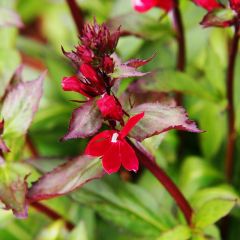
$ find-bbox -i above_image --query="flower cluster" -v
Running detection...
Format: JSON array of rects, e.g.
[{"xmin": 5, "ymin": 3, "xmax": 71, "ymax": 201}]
[
  {"xmin": 132, "ymin": 0, "xmax": 175, "ymax": 13},
  {"xmin": 192, "ymin": 0, "xmax": 240, "ymax": 27},
  {"xmin": 62, "ymin": 20, "xmax": 201, "ymax": 174}
]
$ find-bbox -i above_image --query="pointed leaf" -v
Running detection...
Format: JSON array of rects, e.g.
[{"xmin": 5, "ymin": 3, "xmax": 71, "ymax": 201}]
[
  {"xmin": 129, "ymin": 103, "xmax": 202, "ymax": 141},
  {"xmin": 193, "ymin": 198, "xmax": 237, "ymax": 228},
  {"xmin": 27, "ymin": 155, "xmax": 104, "ymax": 201},
  {"xmin": 1, "ymin": 71, "xmax": 45, "ymax": 138},
  {"xmin": 157, "ymin": 225, "xmax": 191, "ymax": 240},
  {"xmin": 125, "ymin": 54, "xmax": 155, "ymax": 68},
  {"xmin": 200, "ymin": 9, "xmax": 235, "ymax": 28},
  {"xmin": 62, "ymin": 100, "xmax": 102, "ymax": 140}
]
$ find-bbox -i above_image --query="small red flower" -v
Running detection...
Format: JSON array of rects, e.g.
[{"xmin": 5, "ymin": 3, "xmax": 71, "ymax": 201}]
[
  {"xmin": 132, "ymin": 0, "xmax": 174, "ymax": 13},
  {"xmin": 85, "ymin": 112, "xmax": 144, "ymax": 174},
  {"xmin": 62, "ymin": 63, "xmax": 106, "ymax": 98},
  {"xmin": 192, "ymin": 0, "xmax": 222, "ymax": 11},
  {"xmin": 97, "ymin": 94, "xmax": 123, "ymax": 122}
]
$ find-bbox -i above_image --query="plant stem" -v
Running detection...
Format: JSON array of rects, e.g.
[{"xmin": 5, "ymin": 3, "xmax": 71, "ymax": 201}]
[
  {"xmin": 129, "ymin": 141, "xmax": 193, "ymax": 225},
  {"xmin": 31, "ymin": 202, "xmax": 74, "ymax": 231},
  {"xmin": 172, "ymin": 0, "xmax": 186, "ymax": 105},
  {"xmin": 225, "ymin": 23, "xmax": 239, "ymax": 181},
  {"xmin": 66, "ymin": 0, "xmax": 84, "ymax": 35}
]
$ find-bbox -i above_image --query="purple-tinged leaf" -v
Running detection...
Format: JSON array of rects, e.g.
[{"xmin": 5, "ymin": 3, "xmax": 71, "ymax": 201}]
[
  {"xmin": 0, "ymin": 163, "xmax": 28, "ymax": 218},
  {"xmin": 27, "ymin": 155, "xmax": 104, "ymax": 201},
  {"xmin": 111, "ymin": 64, "xmax": 148, "ymax": 79},
  {"xmin": 200, "ymin": 9, "xmax": 235, "ymax": 28},
  {"xmin": 0, "ymin": 8, "xmax": 24, "ymax": 28},
  {"xmin": 62, "ymin": 100, "xmax": 102, "ymax": 140},
  {"xmin": 129, "ymin": 103, "xmax": 202, "ymax": 141},
  {"xmin": 0, "ymin": 138, "xmax": 9, "ymax": 153},
  {"xmin": 1, "ymin": 71, "xmax": 46, "ymax": 138},
  {"xmin": 125, "ymin": 54, "xmax": 155, "ymax": 68}
]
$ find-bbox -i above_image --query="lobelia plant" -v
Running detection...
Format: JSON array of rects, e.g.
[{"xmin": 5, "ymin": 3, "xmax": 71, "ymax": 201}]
[{"xmin": 27, "ymin": 20, "xmax": 202, "ymax": 231}]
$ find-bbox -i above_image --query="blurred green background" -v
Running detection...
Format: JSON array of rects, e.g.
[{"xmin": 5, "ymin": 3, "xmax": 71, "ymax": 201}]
[{"xmin": 1, "ymin": 0, "xmax": 240, "ymax": 239}]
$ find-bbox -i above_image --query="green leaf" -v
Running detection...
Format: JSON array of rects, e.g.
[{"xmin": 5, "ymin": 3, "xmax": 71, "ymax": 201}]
[
  {"xmin": 141, "ymin": 70, "xmax": 217, "ymax": 101},
  {"xmin": 0, "ymin": 49, "xmax": 20, "ymax": 99},
  {"xmin": 1, "ymin": 71, "xmax": 45, "ymax": 138},
  {"xmin": 0, "ymin": 163, "xmax": 30, "ymax": 218},
  {"xmin": 193, "ymin": 198, "xmax": 236, "ymax": 228},
  {"xmin": 27, "ymin": 156, "xmax": 104, "ymax": 201},
  {"xmin": 198, "ymin": 101, "xmax": 226, "ymax": 159},
  {"xmin": 157, "ymin": 225, "xmax": 191, "ymax": 240},
  {"xmin": 179, "ymin": 157, "xmax": 223, "ymax": 197},
  {"xmin": 71, "ymin": 178, "xmax": 169, "ymax": 237}
]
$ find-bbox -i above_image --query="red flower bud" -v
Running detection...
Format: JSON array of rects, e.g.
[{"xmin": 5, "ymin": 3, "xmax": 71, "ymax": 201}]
[
  {"xmin": 97, "ymin": 94, "xmax": 123, "ymax": 121},
  {"xmin": 230, "ymin": 0, "xmax": 240, "ymax": 12},
  {"xmin": 102, "ymin": 56, "xmax": 115, "ymax": 74}
]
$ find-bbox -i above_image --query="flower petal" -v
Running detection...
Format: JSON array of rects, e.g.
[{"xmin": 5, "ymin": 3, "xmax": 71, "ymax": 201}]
[
  {"xmin": 192, "ymin": 0, "xmax": 222, "ymax": 11},
  {"xmin": 85, "ymin": 130, "xmax": 116, "ymax": 156},
  {"xmin": 62, "ymin": 76, "xmax": 92, "ymax": 98},
  {"xmin": 102, "ymin": 142, "xmax": 122, "ymax": 174},
  {"xmin": 121, "ymin": 140, "xmax": 139, "ymax": 172},
  {"xmin": 132, "ymin": 0, "xmax": 156, "ymax": 13},
  {"xmin": 97, "ymin": 94, "xmax": 123, "ymax": 121},
  {"xmin": 120, "ymin": 112, "xmax": 144, "ymax": 139}
]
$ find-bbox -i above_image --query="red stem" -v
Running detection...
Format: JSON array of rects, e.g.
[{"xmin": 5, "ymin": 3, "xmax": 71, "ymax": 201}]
[
  {"xmin": 172, "ymin": 0, "xmax": 186, "ymax": 105},
  {"xmin": 66, "ymin": 0, "xmax": 84, "ymax": 35},
  {"xmin": 129, "ymin": 141, "xmax": 193, "ymax": 225},
  {"xmin": 31, "ymin": 202, "xmax": 74, "ymax": 231},
  {"xmin": 225, "ymin": 23, "xmax": 239, "ymax": 181}
]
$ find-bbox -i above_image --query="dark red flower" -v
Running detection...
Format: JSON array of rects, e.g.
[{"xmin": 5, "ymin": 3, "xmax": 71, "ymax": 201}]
[
  {"xmin": 132, "ymin": 0, "xmax": 174, "ymax": 13},
  {"xmin": 85, "ymin": 112, "xmax": 144, "ymax": 174},
  {"xmin": 97, "ymin": 94, "xmax": 123, "ymax": 122},
  {"xmin": 192, "ymin": 0, "xmax": 222, "ymax": 11}
]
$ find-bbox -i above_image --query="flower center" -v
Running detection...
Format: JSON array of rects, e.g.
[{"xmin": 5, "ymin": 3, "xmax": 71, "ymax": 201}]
[{"xmin": 111, "ymin": 133, "xmax": 119, "ymax": 143}]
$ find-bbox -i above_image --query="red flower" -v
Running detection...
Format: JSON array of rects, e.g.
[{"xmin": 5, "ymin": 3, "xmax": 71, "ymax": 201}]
[
  {"xmin": 85, "ymin": 112, "xmax": 144, "ymax": 174},
  {"xmin": 192, "ymin": 0, "xmax": 222, "ymax": 11},
  {"xmin": 97, "ymin": 94, "xmax": 124, "ymax": 122},
  {"xmin": 62, "ymin": 63, "xmax": 106, "ymax": 98},
  {"xmin": 132, "ymin": 0, "xmax": 174, "ymax": 13}
]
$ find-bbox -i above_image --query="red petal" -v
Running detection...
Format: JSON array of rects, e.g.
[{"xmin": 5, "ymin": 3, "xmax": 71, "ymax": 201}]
[
  {"xmin": 80, "ymin": 63, "xmax": 100, "ymax": 84},
  {"xmin": 156, "ymin": 0, "xmax": 174, "ymax": 12},
  {"xmin": 121, "ymin": 140, "xmax": 139, "ymax": 172},
  {"xmin": 97, "ymin": 94, "xmax": 123, "ymax": 121},
  {"xmin": 102, "ymin": 142, "xmax": 122, "ymax": 174},
  {"xmin": 62, "ymin": 76, "xmax": 91, "ymax": 98},
  {"xmin": 230, "ymin": 0, "xmax": 240, "ymax": 12},
  {"xmin": 85, "ymin": 130, "xmax": 116, "ymax": 156},
  {"xmin": 120, "ymin": 112, "xmax": 144, "ymax": 139},
  {"xmin": 192, "ymin": 0, "xmax": 222, "ymax": 11},
  {"xmin": 132, "ymin": 0, "xmax": 156, "ymax": 13}
]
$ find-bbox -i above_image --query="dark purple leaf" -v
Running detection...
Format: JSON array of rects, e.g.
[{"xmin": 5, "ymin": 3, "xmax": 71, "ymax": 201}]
[
  {"xmin": 125, "ymin": 54, "xmax": 156, "ymax": 68},
  {"xmin": 129, "ymin": 103, "xmax": 202, "ymax": 141},
  {"xmin": 27, "ymin": 155, "xmax": 104, "ymax": 201},
  {"xmin": 62, "ymin": 100, "xmax": 102, "ymax": 140}
]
